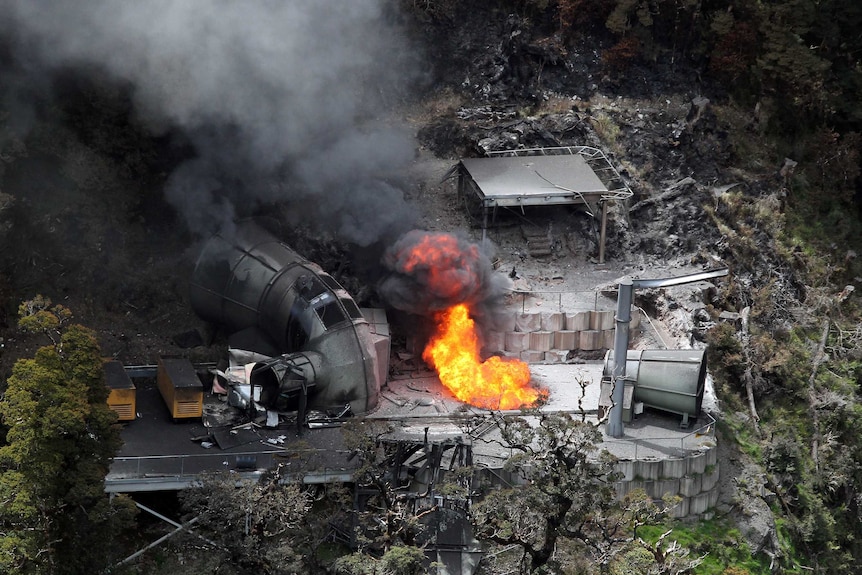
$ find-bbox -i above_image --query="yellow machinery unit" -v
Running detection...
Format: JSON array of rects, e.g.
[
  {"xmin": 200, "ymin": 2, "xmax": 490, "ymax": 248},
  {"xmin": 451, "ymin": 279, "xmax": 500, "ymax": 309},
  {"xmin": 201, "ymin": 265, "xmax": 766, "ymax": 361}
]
[
  {"xmin": 157, "ymin": 357, "xmax": 203, "ymax": 420},
  {"xmin": 104, "ymin": 360, "xmax": 137, "ymax": 422}
]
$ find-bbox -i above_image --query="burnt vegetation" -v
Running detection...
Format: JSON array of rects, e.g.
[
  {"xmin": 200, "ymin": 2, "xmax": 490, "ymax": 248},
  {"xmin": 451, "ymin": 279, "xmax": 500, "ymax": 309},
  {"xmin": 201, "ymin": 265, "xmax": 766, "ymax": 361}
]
[{"xmin": 0, "ymin": 0, "xmax": 862, "ymax": 573}]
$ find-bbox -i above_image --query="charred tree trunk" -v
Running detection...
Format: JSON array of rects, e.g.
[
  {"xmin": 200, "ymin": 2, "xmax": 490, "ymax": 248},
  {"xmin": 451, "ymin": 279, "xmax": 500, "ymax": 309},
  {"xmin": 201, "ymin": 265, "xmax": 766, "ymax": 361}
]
[
  {"xmin": 808, "ymin": 318, "xmax": 830, "ymax": 477},
  {"xmin": 527, "ymin": 496, "xmax": 573, "ymax": 572},
  {"xmin": 739, "ymin": 306, "xmax": 762, "ymax": 437}
]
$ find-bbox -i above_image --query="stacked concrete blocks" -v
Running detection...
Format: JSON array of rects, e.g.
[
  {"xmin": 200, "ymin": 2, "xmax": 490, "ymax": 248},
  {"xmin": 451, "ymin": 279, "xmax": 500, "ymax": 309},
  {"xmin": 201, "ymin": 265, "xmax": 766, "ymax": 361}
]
[
  {"xmin": 554, "ymin": 330, "xmax": 578, "ymax": 350},
  {"xmin": 488, "ymin": 307, "xmax": 643, "ymax": 364},
  {"xmin": 540, "ymin": 312, "xmax": 564, "ymax": 332},
  {"xmin": 503, "ymin": 332, "xmax": 530, "ymax": 353},
  {"xmin": 529, "ymin": 331, "xmax": 553, "ymax": 352},
  {"xmin": 613, "ymin": 444, "xmax": 719, "ymax": 518}
]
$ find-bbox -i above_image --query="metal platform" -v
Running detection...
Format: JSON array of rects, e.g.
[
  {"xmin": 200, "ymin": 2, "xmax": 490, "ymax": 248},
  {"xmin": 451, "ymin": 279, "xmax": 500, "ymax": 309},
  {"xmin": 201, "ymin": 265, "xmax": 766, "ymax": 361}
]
[
  {"xmin": 106, "ymin": 362, "xmax": 713, "ymax": 493},
  {"xmin": 106, "ymin": 375, "xmax": 357, "ymax": 493}
]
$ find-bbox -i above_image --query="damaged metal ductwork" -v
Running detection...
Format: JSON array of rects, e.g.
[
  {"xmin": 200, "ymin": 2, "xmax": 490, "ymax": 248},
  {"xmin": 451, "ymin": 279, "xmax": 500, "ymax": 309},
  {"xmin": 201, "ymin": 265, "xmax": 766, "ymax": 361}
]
[{"xmin": 189, "ymin": 221, "xmax": 385, "ymax": 414}]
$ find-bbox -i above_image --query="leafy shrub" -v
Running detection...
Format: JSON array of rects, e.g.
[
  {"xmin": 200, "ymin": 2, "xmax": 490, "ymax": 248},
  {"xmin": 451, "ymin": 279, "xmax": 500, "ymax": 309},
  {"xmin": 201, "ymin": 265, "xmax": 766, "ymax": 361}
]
[{"xmin": 602, "ymin": 35, "xmax": 641, "ymax": 72}]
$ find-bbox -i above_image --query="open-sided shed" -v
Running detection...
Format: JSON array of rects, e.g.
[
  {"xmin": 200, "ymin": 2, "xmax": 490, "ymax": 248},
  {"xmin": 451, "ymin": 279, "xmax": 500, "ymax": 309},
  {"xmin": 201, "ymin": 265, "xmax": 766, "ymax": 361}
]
[{"xmin": 456, "ymin": 146, "xmax": 633, "ymax": 262}]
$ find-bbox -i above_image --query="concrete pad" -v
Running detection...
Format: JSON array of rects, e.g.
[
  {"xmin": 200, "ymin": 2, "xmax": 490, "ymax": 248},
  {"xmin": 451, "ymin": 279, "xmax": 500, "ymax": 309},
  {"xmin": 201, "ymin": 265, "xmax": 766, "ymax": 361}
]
[{"xmin": 528, "ymin": 363, "xmax": 604, "ymax": 411}]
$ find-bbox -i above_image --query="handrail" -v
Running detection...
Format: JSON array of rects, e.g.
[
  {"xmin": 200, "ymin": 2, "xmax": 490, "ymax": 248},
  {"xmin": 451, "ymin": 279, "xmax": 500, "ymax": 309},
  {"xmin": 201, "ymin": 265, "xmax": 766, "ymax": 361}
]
[
  {"xmin": 504, "ymin": 287, "xmax": 615, "ymax": 313},
  {"xmin": 600, "ymin": 412, "xmax": 717, "ymax": 461},
  {"xmin": 485, "ymin": 145, "xmax": 634, "ymax": 203},
  {"xmin": 108, "ymin": 447, "xmax": 356, "ymax": 481}
]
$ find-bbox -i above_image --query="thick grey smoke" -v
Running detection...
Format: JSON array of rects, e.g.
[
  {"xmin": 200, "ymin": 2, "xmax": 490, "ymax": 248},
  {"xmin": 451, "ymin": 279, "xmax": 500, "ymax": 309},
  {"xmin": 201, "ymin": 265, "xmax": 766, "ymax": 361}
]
[
  {"xmin": 1, "ymin": 0, "xmax": 419, "ymax": 245},
  {"xmin": 379, "ymin": 230, "xmax": 512, "ymax": 330}
]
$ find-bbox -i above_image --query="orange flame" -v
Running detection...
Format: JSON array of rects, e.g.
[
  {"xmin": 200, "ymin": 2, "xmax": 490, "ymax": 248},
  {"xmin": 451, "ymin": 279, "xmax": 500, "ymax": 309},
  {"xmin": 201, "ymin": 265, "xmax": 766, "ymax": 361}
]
[
  {"xmin": 400, "ymin": 234, "xmax": 480, "ymax": 301},
  {"xmin": 423, "ymin": 303, "xmax": 542, "ymax": 410}
]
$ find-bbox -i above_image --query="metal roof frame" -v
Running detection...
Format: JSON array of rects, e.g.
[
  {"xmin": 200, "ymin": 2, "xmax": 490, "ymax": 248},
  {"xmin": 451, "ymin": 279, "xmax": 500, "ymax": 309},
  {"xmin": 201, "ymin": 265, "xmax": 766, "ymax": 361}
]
[
  {"xmin": 483, "ymin": 145, "xmax": 634, "ymax": 211},
  {"xmin": 457, "ymin": 146, "xmax": 633, "ymax": 263}
]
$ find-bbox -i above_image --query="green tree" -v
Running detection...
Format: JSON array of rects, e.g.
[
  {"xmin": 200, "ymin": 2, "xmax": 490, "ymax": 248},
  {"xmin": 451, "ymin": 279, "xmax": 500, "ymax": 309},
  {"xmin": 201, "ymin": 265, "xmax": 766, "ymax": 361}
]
[
  {"xmin": 331, "ymin": 545, "xmax": 427, "ymax": 575},
  {"xmin": 329, "ymin": 419, "xmax": 465, "ymax": 574},
  {"xmin": 468, "ymin": 412, "xmax": 700, "ymax": 574},
  {"xmin": 0, "ymin": 297, "xmax": 136, "ymax": 574},
  {"xmin": 339, "ymin": 420, "xmax": 437, "ymax": 553},
  {"xmin": 180, "ymin": 468, "xmax": 313, "ymax": 574},
  {"xmin": 469, "ymin": 412, "xmax": 618, "ymax": 572}
]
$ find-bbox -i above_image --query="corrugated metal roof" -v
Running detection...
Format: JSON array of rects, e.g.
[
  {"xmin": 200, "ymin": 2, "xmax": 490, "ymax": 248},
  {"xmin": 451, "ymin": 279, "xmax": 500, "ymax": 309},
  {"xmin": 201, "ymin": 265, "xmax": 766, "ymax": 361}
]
[{"xmin": 461, "ymin": 154, "xmax": 608, "ymax": 207}]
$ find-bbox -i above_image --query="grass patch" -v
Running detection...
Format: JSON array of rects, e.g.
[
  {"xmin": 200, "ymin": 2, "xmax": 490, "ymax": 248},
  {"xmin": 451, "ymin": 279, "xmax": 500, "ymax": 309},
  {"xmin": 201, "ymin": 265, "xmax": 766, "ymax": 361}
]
[
  {"xmin": 717, "ymin": 417, "xmax": 762, "ymax": 461},
  {"xmin": 638, "ymin": 518, "xmax": 772, "ymax": 575},
  {"xmin": 589, "ymin": 111, "xmax": 622, "ymax": 152}
]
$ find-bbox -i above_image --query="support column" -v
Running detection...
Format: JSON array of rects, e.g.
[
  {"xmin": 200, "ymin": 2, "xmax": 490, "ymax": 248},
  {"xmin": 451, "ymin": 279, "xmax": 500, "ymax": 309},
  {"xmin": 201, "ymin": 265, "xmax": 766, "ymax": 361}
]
[
  {"xmin": 482, "ymin": 203, "xmax": 489, "ymax": 244},
  {"xmin": 599, "ymin": 200, "xmax": 608, "ymax": 264},
  {"xmin": 607, "ymin": 277, "xmax": 632, "ymax": 438}
]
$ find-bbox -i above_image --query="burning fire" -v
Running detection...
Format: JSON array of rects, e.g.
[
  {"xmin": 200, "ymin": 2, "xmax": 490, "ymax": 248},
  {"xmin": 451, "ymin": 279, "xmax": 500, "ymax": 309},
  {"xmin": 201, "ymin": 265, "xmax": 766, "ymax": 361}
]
[
  {"xmin": 423, "ymin": 303, "xmax": 543, "ymax": 410},
  {"xmin": 382, "ymin": 229, "xmax": 544, "ymax": 410},
  {"xmin": 400, "ymin": 233, "xmax": 481, "ymax": 302}
]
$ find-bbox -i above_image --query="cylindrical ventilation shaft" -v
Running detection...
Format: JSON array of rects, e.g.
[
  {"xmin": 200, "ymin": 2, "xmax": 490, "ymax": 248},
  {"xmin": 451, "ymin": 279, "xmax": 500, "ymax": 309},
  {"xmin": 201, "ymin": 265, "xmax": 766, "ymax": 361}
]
[{"xmin": 189, "ymin": 221, "xmax": 382, "ymax": 413}]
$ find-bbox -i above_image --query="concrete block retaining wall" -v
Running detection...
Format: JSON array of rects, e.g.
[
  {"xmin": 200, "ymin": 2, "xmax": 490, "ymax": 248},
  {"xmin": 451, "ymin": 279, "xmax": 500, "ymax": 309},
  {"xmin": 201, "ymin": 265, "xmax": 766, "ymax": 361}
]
[
  {"xmin": 554, "ymin": 331, "xmax": 578, "ymax": 350},
  {"xmin": 520, "ymin": 350, "xmax": 545, "ymax": 363},
  {"xmin": 515, "ymin": 313, "xmax": 542, "ymax": 333},
  {"xmin": 613, "ymin": 444, "xmax": 719, "ymax": 518},
  {"xmin": 590, "ymin": 310, "xmax": 615, "ymax": 330},
  {"xmin": 503, "ymin": 332, "xmax": 530, "ymax": 353},
  {"xmin": 529, "ymin": 331, "xmax": 554, "ymax": 352},
  {"xmin": 486, "ymin": 308, "xmax": 643, "ymax": 363},
  {"xmin": 565, "ymin": 311, "xmax": 591, "ymax": 331},
  {"xmin": 541, "ymin": 312, "xmax": 564, "ymax": 332}
]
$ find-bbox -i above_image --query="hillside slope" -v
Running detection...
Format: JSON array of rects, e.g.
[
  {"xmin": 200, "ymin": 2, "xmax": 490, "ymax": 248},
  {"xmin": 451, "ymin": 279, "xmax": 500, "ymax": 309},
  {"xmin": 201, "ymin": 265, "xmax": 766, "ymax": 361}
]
[{"xmin": 1, "ymin": 1, "xmax": 860, "ymax": 572}]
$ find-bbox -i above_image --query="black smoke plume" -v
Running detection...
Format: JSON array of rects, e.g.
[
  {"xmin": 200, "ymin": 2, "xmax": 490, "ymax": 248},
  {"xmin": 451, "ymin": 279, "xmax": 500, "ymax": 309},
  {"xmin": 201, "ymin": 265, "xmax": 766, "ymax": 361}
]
[
  {"xmin": 378, "ymin": 230, "xmax": 512, "ymax": 332},
  {"xmin": 0, "ymin": 0, "xmax": 420, "ymax": 246}
]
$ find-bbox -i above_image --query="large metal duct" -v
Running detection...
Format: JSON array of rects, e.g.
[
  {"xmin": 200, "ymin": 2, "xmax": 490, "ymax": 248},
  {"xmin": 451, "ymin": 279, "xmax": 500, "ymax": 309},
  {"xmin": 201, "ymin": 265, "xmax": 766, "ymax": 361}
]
[
  {"xmin": 607, "ymin": 268, "xmax": 728, "ymax": 437},
  {"xmin": 189, "ymin": 221, "xmax": 382, "ymax": 413},
  {"xmin": 603, "ymin": 349, "xmax": 707, "ymax": 425}
]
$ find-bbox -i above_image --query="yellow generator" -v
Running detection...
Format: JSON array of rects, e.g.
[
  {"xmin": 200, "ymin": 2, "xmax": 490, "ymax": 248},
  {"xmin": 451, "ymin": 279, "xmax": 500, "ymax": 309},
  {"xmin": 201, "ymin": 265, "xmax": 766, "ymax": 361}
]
[
  {"xmin": 104, "ymin": 360, "xmax": 136, "ymax": 422},
  {"xmin": 157, "ymin": 357, "xmax": 203, "ymax": 420}
]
